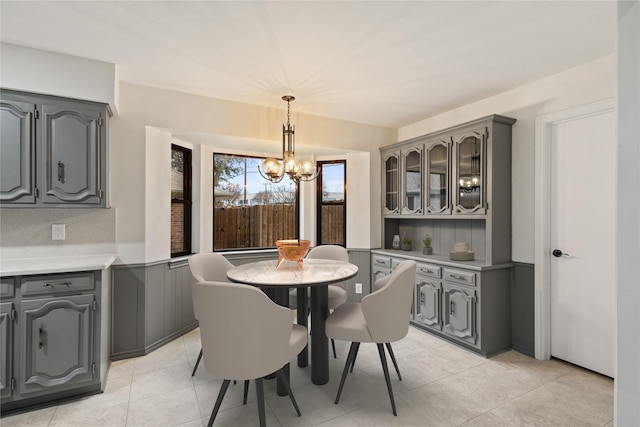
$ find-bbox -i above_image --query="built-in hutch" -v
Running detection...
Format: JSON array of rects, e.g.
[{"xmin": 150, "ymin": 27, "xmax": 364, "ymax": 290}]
[{"xmin": 375, "ymin": 114, "xmax": 516, "ymax": 357}]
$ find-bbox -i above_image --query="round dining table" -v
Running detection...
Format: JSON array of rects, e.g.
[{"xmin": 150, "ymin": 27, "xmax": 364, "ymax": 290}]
[{"xmin": 227, "ymin": 258, "xmax": 358, "ymax": 388}]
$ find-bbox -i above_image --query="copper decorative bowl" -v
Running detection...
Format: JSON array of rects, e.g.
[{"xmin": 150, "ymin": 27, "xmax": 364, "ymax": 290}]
[{"xmin": 275, "ymin": 239, "xmax": 311, "ymax": 269}]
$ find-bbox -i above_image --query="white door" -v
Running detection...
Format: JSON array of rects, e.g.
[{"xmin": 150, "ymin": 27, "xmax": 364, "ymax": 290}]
[{"xmin": 549, "ymin": 109, "xmax": 615, "ymax": 377}]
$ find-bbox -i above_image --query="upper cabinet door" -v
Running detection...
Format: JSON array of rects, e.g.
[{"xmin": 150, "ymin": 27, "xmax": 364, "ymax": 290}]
[
  {"xmin": 425, "ymin": 139, "xmax": 451, "ymax": 214},
  {"xmin": 382, "ymin": 151, "xmax": 400, "ymax": 215},
  {"xmin": 0, "ymin": 99, "xmax": 36, "ymax": 204},
  {"xmin": 40, "ymin": 103, "xmax": 103, "ymax": 205},
  {"xmin": 402, "ymin": 146, "xmax": 423, "ymax": 214},
  {"xmin": 454, "ymin": 129, "xmax": 487, "ymax": 214}
]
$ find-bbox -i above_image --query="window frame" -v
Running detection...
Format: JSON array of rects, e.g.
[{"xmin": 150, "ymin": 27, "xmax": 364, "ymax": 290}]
[
  {"xmin": 171, "ymin": 144, "xmax": 192, "ymax": 258},
  {"xmin": 316, "ymin": 160, "xmax": 346, "ymax": 247},
  {"xmin": 212, "ymin": 152, "xmax": 300, "ymax": 252}
]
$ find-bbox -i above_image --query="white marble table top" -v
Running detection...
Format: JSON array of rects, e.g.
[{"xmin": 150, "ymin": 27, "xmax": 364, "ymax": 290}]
[{"xmin": 227, "ymin": 258, "xmax": 358, "ymax": 288}]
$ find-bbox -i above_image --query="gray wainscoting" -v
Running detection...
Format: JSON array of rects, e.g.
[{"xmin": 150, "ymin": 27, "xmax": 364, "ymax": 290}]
[
  {"xmin": 344, "ymin": 248, "xmax": 372, "ymax": 303},
  {"xmin": 511, "ymin": 262, "xmax": 535, "ymax": 357},
  {"xmin": 111, "ymin": 249, "xmax": 371, "ymax": 360},
  {"xmin": 112, "ymin": 252, "xmax": 532, "ymax": 360},
  {"xmin": 111, "ymin": 261, "xmax": 197, "ymax": 360}
]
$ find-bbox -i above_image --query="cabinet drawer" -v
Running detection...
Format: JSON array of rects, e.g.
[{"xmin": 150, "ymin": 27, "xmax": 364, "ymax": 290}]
[
  {"xmin": 0, "ymin": 277, "xmax": 15, "ymax": 298},
  {"xmin": 21, "ymin": 272, "xmax": 94, "ymax": 297},
  {"xmin": 416, "ymin": 263, "xmax": 441, "ymax": 278},
  {"xmin": 443, "ymin": 268, "xmax": 476, "ymax": 286},
  {"xmin": 372, "ymin": 255, "xmax": 392, "ymax": 268}
]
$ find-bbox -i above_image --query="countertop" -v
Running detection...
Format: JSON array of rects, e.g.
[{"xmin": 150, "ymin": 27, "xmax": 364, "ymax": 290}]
[
  {"xmin": 0, "ymin": 254, "xmax": 118, "ymax": 276},
  {"xmin": 371, "ymin": 249, "xmax": 512, "ymax": 271}
]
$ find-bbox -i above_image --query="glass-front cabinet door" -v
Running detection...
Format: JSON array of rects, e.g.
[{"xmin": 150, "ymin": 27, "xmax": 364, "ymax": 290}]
[
  {"xmin": 402, "ymin": 146, "xmax": 422, "ymax": 214},
  {"xmin": 382, "ymin": 151, "xmax": 400, "ymax": 214},
  {"xmin": 425, "ymin": 139, "xmax": 451, "ymax": 214},
  {"xmin": 454, "ymin": 130, "xmax": 487, "ymax": 214}
]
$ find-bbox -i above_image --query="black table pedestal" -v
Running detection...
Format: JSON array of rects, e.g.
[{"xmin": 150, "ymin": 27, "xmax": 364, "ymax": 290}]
[{"xmin": 310, "ymin": 284, "xmax": 329, "ymax": 385}]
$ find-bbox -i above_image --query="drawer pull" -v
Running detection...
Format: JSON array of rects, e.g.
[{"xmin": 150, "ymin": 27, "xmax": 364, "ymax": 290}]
[
  {"xmin": 44, "ymin": 282, "xmax": 72, "ymax": 288},
  {"xmin": 57, "ymin": 161, "xmax": 65, "ymax": 183},
  {"xmin": 420, "ymin": 268, "xmax": 434, "ymax": 274},
  {"xmin": 39, "ymin": 326, "xmax": 45, "ymax": 349},
  {"xmin": 375, "ymin": 260, "xmax": 386, "ymax": 265},
  {"xmin": 450, "ymin": 274, "xmax": 467, "ymax": 281}
]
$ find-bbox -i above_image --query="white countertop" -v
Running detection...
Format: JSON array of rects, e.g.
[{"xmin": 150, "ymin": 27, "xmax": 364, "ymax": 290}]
[{"xmin": 0, "ymin": 254, "xmax": 118, "ymax": 276}]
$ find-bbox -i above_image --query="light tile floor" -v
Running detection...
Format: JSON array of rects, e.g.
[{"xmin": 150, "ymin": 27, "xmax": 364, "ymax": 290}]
[{"xmin": 1, "ymin": 327, "xmax": 614, "ymax": 426}]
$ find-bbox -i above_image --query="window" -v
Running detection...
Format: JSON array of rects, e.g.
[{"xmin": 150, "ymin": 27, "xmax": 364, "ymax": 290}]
[
  {"xmin": 171, "ymin": 144, "xmax": 192, "ymax": 257},
  {"xmin": 316, "ymin": 160, "xmax": 346, "ymax": 246},
  {"xmin": 213, "ymin": 153, "xmax": 298, "ymax": 251}
]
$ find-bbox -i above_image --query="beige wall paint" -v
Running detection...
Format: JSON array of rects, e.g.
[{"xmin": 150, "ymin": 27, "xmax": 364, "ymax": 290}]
[
  {"xmin": 398, "ymin": 54, "xmax": 615, "ymax": 263},
  {"xmin": 111, "ymin": 83, "xmax": 395, "ymax": 263}
]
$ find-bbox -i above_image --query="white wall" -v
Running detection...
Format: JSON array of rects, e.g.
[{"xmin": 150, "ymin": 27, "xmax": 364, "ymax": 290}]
[
  {"xmin": 0, "ymin": 43, "xmax": 119, "ymax": 113},
  {"xmin": 616, "ymin": 1, "xmax": 640, "ymax": 424},
  {"xmin": 398, "ymin": 55, "xmax": 615, "ymax": 263}
]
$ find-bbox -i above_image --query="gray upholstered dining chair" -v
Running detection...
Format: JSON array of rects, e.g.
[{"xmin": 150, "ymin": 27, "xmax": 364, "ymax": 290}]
[
  {"xmin": 325, "ymin": 259, "xmax": 416, "ymax": 416},
  {"xmin": 193, "ymin": 280, "xmax": 307, "ymax": 427},
  {"xmin": 289, "ymin": 245, "xmax": 349, "ymax": 358},
  {"xmin": 188, "ymin": 252, "xmax": 235, "ymax": 376}
]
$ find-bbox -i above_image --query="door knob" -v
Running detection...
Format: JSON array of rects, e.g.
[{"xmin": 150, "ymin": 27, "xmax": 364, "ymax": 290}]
[{"xmin": 552, "ymin": 249, "xmax": 570, "ymax": 258}]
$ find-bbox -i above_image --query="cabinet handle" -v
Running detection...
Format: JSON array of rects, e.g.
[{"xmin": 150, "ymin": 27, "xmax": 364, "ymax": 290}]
[
  {"xmin": 450, "ymin": 274, "xmax": 466, "ymax": 281},
  {"xmin": 44, "ymin": 282, "xmax": 72, "ymax": 288},
  {"xmin": 57, "ymin": 161, "xmax": 65, "ymax": 183},
  {"xmin": 450, "ymin": 300, "xmax": 455, "ymax": 315},
  {"xmin": 420, "ymin": 290, "xmax": 425, "ymax": 306},
  {"xmin": 39, "ymin": 326, "xmax": 45, "ymax": 349}
]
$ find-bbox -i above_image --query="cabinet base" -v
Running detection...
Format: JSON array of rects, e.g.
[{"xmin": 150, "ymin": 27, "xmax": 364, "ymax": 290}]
[
  {"xmin": 410, "ymin": 321, "xmax": 511, "ymax": 358},
  {"xmin": 1, "ymin": 383, "xmax": 102, "ymax": 416}
]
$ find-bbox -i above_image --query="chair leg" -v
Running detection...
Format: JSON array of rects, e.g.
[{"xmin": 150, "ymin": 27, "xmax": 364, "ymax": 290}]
[
  {"xmin": 385, "ymin": 343, "xmax": 402, "ymax": 381},
  {"xmin": 207, "ymin": 379, "xmax": 230, "ymax": 427},
  {"xmin": 377, "ymin": 343, "xmax": 397, "ymax": 416},
  {"xmin": 331, "ymin": 338, "xmax": 337, "ymax": 359},
  {"xmin": 349, "ymin": 342, "xmax": 360, "ymax": 373},
  {"xmin": 276, "ymin": 368, "xmax": 301, "ymax": 416},
  {"xmin": 192, "ymin": 348, "xmax": 203, "ymax": 376},
  {"xmin": 243, "ymin": 380, "xmax": 250, "ymax": 404},
  {"xmin": 335, "ymin": 342, "xmax": 359, "ymax": 404},
  {"xmin": 255, "ymin": 378, "xmax": 266, "ymax": 427}
]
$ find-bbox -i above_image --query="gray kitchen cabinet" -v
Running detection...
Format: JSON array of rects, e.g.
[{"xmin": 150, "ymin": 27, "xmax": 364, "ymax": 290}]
[
  {"xmin": 0, "ymin": 89, "xmax": 109, "ymax": 208},
  {"xmin": 415, "ymin": 262, "xmax": 443, "ymax": 330},
  {"xmin": 19, "ymin": 294, "xmax": 95, "ymax": 397},
  {"xmin": 0, "ymin": 271, "xmax": 102, "ymax": 413},
  {"xmin": 416, "ymin": 280, "xmax": 441, "ymax": 329},
  {"xmin": 382, "ymin": 150, "xmax": 400, "ymax": 215},
  {"xmin": 0, "ymin": 98, "xmax": 36, "ymax": 204},
  {"xmin": 401, "ymin": 144, "xmax": 423, "ymax": 215},
  {"xmin": 0, "ymin": 302, "xmax": 14, "ymax": 400},
  {"xmin": 442, "ymin": 281, "xmax": 477, "ymax": 345},
  {"xmin": 371, "ymin": 254, "xmax": 392, "ymax": 292},
  {"xmin": 425, "ymin": 137, "xmax": 451, "ymax": 214},
  {"xmin": 372, "ymin": 251, "xmax": 511, "ymax": 356},
  {"xmin": 453, "ymin": 127, "xmax": 486, "ymax": 214}
]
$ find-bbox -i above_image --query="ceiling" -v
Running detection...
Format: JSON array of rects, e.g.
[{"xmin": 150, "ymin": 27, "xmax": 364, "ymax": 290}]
[{"xmin": 0, "ymin": 1, "xmax": 616, "ymax": 129}]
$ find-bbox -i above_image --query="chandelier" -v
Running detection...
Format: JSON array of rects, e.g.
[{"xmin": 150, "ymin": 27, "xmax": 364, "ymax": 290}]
[
  {"xmin": 459, "ymin": 140, "xmax": 481, "ymax": 194},
  {"xmin": 258, "ymin": 95, "xmax": 318, "ymax": 183}
]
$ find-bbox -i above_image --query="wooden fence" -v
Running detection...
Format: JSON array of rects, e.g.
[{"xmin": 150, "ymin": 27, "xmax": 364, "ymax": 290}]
[{"xmin": 213, "ymin": 204, "xmax": 344, "ymax": 249}]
